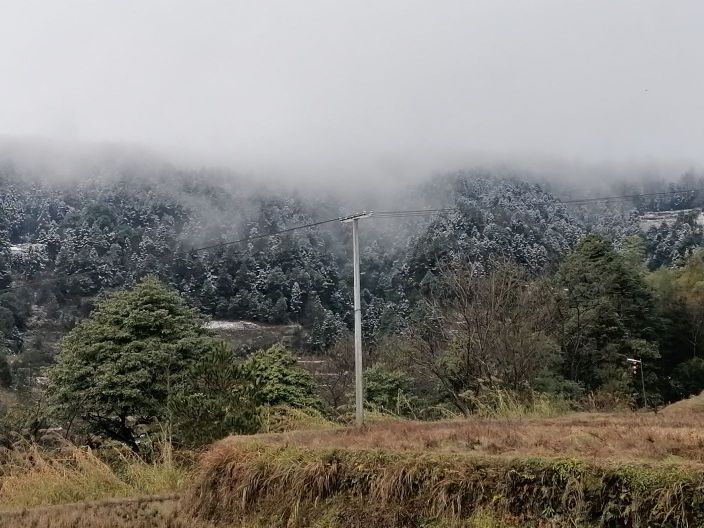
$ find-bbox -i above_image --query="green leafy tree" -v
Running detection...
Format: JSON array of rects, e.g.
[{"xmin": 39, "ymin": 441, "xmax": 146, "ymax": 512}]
[
  {"xmin": 557, "ymin": 235, "xmax": 661, "ymax": 399},
  {"xmin": 169, "ymin": 341, "xmax": 260, "ymax": 447},
  {"xmin": 670, "ymin": 358, "xmax": 704, "ymax": 398},
  {"xmin": 245, "ymin": 344, "xmax": 321, "ymax": 408},
  {"xmin": 649, "ymin": 250, "xmax": 704, "ymax": 399},
  {"xmin": 47, "ymin": 276, "xmax": 215, "ymax": 450},
  {"xmin": 652, "ymin": 251, "xmax": 704, "ymax": 357},
  {"xmin": 620, "ymin": 235, "xmax": 648, "ymax": 274},
  {"xmin": 364, "ymin": 363, "xmax": 416, "ymax": 415}
]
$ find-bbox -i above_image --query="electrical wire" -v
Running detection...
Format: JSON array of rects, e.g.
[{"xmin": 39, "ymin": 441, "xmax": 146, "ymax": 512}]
[
  {"xmin": 2, "ymin": 186, "xmax": 703, "ymax": 294},
  {"xmin": 561, "ymin": 188, "xmax": 704, "ymax": 205},
  {"xmin": 0, "ymin": 216, "xmax": 343, "ymax": 294},
  {"xmin": 191, "ymin": 217, "xmax": 341, "ymax": 253},
  {"xmin": 372, "ymin": 188, "xmax": 704, "ymax": 218}
]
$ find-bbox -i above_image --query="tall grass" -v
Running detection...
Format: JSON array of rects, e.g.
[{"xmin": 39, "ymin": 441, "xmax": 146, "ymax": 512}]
[
  {"xmin": 185, "ymin": 442, "xmax": 704, "ymax": 528},
  {"xmin": 259, "ymin": 404, "xmax": 335, "ymax": 433},
  {"xmin": 0, "ymin": 499, "xmax": 518, "ymax": 528},
  {"xmin": 462, "ymin": 388, "xmax": 571, "ymax": 419},
  {"xmin": 0, "ymin": 440, "xmax": 189, "ymax": 511}
]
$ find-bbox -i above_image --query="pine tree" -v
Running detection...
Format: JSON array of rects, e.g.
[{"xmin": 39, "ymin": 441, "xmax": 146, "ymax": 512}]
[
  {"xmin": 170, "ymin": 341, "xmax": 259, "ymax": 446},
  {"xmin": 290, "ymin": 281, "xmax": 303, "ymax": 319},
  {"xmin": 47, "ymin": 276, "xmax": 216, "ymax": 450}
]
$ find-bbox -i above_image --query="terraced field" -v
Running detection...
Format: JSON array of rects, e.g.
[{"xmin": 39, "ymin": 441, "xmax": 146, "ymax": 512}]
[{"xmin": 4, "ymin": 402, "xmax": 704, "ymax": 527}]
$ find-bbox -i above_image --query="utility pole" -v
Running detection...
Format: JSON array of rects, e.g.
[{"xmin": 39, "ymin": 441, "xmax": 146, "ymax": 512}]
[
  {"xmin": 627, "ymin": 357, "xmax": 647, "ymax": 408},
  {"xmin": 341, "ymin": 212, "xmax": 373, "ymax": 427}
]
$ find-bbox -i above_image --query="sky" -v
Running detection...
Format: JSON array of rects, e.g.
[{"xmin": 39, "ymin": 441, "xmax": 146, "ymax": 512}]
[{"xmin": 0, "ymin": 1, "xmax": 702, "ymax": 181}]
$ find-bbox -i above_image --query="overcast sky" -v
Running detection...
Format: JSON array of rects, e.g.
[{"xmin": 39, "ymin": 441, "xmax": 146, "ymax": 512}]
[{"xmin": 0, "ymin": 1, "xmax": 702, "ymax": 180}]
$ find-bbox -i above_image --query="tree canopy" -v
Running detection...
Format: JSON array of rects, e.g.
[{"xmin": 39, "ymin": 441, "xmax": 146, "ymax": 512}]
[
  {"xmin": 48, "ymin": 276, "xmax": 215, "ymax": 449},
  {"xmin": 556, "ymin": 235, "xmax": 661, "ymax": 402}
]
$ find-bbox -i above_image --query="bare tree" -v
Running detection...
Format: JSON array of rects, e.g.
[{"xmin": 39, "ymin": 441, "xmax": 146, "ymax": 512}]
[
  {"xmin": 315, "ymin": 339, "xmax": 356, "ymax": 414},
  {"xmin": 408, "ymin": 261, "xmax": 558, "ymax": 414}
]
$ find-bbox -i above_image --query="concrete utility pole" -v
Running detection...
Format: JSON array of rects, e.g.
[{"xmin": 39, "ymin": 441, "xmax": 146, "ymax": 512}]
[{"xmin": 341, "ymin": 212, "xmax": 373, "ymax": 427}]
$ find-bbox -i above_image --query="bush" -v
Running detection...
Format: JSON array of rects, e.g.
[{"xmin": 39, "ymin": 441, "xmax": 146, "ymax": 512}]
[
  {"xmin": 170, "ymin": 341, "xmax": 260, "ymax": 447},
  {"xmin": 245, "ymin": 344, "xmax": 321, "ymax": 409},
  {"xmin": 364, "ymin": 363, "xmax": 418, "ymax": 416},
  {"xmin": 670, "ymin": 357, "xmax": 704, "ymax": 399},
  {"xmin": 460, "ymin": 388, "xmax": 570, "ymax": 419},
  {"xmin": 259, "ymin": 405, "xmax": 334, "ymax": 433}
]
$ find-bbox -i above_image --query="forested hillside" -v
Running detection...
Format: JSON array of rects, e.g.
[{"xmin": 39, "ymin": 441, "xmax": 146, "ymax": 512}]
[{"xmin": 2, "ymin": 156, "xmax": 704, "ymax": 408}]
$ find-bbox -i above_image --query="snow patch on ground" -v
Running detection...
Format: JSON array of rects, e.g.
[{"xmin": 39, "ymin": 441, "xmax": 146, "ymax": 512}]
[{"xmin": 204, "ymin": 320, "xmax": 261, "ymax": 330}]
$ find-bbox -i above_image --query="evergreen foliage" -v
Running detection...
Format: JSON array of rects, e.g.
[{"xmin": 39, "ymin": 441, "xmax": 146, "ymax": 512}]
[
  {"xmin": 364, "ymin": 363, "xmax": 416, "ymax": 415},
  {"xmin": 0, "ymin": 351, "xmax": 12, "ymax": 387},
  {"xmin": 244, "ymin": 344, "xmax": 321, "ymax": 409},
  {"xmin": 556, "ymin": 235, "xmax": 661, "ymax": 401},
  {"xmin": 47, "ymin": 277, "xmax": 215, "ymax": 449},
  {"xmin": 169, "ymin": 341, "xmax": 260, "ymax": 447},
  {"xmin": 3, "ymin": 167, "xmax": 704, "ymax": 422}
]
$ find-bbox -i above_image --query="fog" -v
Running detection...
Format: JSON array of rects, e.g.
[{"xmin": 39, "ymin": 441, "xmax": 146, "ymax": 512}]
[{"xmin": 1, "ymin": 1, "xmax": 703, "ymax": 183}]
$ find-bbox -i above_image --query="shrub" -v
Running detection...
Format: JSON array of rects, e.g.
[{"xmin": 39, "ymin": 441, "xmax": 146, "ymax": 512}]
[{"xmin": 245, "ymin": 344, "xmax": 321, "ymax": 409}]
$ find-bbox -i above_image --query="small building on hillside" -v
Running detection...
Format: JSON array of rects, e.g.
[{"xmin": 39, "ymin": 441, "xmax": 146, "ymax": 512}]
[{"xmin": 637, "ymin": 209, "xmax": 704, "ymax": 231}]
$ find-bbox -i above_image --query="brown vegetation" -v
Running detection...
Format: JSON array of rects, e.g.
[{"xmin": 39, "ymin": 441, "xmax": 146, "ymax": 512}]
[
  {"xmin": 660, "ymin": 391, "xmax": 704, "ymax": 416},
  {"xmin": 0, "ymin": 495, "xmax": 513, "ymax": 528},
  {"xmin": 409, "ymin": 263, "xmax": 559, "ymax": 415},
  {"xmin": 0, "ymin": 440, "xmax": 188, "ymax": 512},
  {"xmin": 5, "ymin": 407, "xmax": 704, "ymax": 527},
  {"xmin": 229, "ymin": 411, "xmax": 704, "ymax": 465},
  {"xmin": 185, "ymin": 441, "xmax": 704, "ymax": 528},
  {"xmin": 0, "ymin": 496, "xmax": 198, "ymax": 528},
  {"xmin": 181, "ymin": 406, "xmax": 704, "ymax": 527}
]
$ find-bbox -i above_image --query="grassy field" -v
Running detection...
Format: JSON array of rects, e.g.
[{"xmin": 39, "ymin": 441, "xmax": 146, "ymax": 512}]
[
  {"xmin": 244, "ymin": 411, "xmax": 704, "ymax": 465},
  {"xmin": 3, "ymin": 399, "xmax": 704, "ymax": 527}
]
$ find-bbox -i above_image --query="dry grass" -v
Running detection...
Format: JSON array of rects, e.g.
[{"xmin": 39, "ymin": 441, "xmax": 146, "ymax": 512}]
[
  {"xmin": 0, "ymin": 441, "xmax": 189, "ymax": 511},
  {"xmin": 0, "ymin": 496, "xmax": 193, "ymax": 528},
  {"xmin": 661, "ymin": 390, "xmax": 704, "ymax": 416},
  {"xmin": 185, "ymin": 441, "xmax": 704, "ymax": 528},
  {"xmin": 243, "ymin": 411, "xmax": 704, "ymax": 465},
  {"xmin": 259, "ymin": 404, "xmax": 336, "ymax": 433},
  {"xmin": 461, "ymin": 389, "xmax": 572, "ymax": 419},
  {"xmin": 182, "ymin": 409, "xmax": 704, "ymax": 527},
  {"xmin": 0, "ymin": 496, "xmax": 516, "ymax": 528},
  {"xmin": 7, "ymin": 407, "xmax": 704, "ymax": 527}
]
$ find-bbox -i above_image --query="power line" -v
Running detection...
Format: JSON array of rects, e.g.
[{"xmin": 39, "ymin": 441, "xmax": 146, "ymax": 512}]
[
  {"xmin": 0, "ymin": 216, "xmax": 343, "ymax": 294},
  {"xmin": 374, "ymin": 208, "xmax": 456, "ymax": 218},
  {"xmin": 2, "ymin": 186, "xmax": 703, "ymax": 294},
  {"xmin": 373, "ymin": 188, "xmax": 704, "ymax": 217},
  {"xmin": 561, "ymin": 188, "xmax": 704, "ymax": 205},
  {"xmin": 191, "ymin": 217, "xmax": 341, "ymax": 253}
]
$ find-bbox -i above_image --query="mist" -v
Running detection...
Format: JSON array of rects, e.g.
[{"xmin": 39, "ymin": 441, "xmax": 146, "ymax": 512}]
[{"xmin": 1, "ymin": 1, "xmax": 703, "ymax": 185}]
